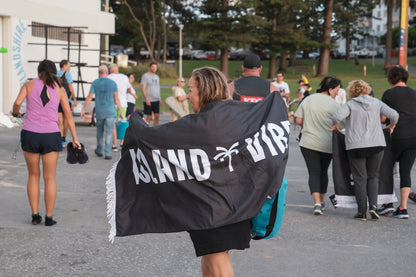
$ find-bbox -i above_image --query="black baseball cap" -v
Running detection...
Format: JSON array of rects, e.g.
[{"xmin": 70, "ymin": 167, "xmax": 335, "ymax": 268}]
[{"xmin": 243, "ymin": 54, "xmax": 261, "ymax": 69}]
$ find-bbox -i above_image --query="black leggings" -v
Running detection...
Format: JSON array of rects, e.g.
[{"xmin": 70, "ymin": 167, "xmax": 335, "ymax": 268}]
[
  {"xmin": 392, "ymin": 138, "xmax": 416, "ymax": 188},
  {"xmin": 300, "ymin": 147, "xmax": 332, "ymax": 194}
]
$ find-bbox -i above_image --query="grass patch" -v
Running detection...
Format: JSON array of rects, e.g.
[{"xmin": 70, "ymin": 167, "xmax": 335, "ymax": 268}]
[{"xmin": 134, "ymin": 87, "xmax": 190, "ymax": 115}]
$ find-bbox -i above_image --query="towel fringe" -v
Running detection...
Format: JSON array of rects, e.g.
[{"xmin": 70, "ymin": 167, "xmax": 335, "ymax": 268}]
[{"xmin": 106, "ymin": 159, "xmax": 119, "ymax": 243}]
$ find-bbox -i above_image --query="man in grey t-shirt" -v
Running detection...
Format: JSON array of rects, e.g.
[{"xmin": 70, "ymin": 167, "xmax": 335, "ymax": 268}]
[{"xmin": 141, "ymin": 62, "xmax": 161, "ymax": 126}]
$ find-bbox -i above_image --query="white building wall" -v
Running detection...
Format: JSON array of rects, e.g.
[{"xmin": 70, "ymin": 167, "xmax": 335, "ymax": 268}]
[
  {"xmin": 372, "ymin": 4, "xmax": 387, "ymax": 37},
  {"xmin": 0, "ymin": 0, "xmax": 115, "ymax": 114},
  {"xmin": 0, "ymin": 17, "xmax": 3, "ymax": 113}
]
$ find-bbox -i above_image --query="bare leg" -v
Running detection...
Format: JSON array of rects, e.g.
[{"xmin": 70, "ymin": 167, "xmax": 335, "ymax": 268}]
[
  {"xmin": 153, "ymin": 113, "xmax": 160, "ymax": 126},
  {"xmin": 146, "ymin": 115, "xmax": 153, "ymax": 125},
  {"xmin": 320, "ymin": 193, "xmax": 326, "ymax": 204},
  {"xmin": 112, "ymin": 123, "xmax": 117, "ymax": 147},
  {"xmin": 23, "ymin": 151, "xmax": 41, "ymax": 214},
  {"xmin": 41, "ymin": 151, "xmax": 59, "ymax": 217},
  {"xmin": 400, "ymin": 187, "xmax": 411, "ymax": 209},
  {"xmin": 312, "ymin": 192, "xmax": 321, "ymax": 205},
  {"xmin": 201, "ymin": 251, "xmax": 233, "ymax": 277}
]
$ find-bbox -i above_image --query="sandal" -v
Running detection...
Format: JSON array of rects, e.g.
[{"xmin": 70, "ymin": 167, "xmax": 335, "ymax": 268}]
[{"xmin": 409, "ymin": 192, "xmax": 416, "ymax": 203}]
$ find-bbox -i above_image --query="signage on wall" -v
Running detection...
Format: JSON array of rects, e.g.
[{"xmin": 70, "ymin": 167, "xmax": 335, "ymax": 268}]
[{"xmin": 12, "ymin": 18, "xmax": 27, "ymax": 87}]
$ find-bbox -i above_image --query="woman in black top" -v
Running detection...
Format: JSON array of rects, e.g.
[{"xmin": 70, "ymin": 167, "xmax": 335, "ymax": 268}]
[{"xmin": 378, "ymin": 66, "xmax": 416, "ymax": 219}]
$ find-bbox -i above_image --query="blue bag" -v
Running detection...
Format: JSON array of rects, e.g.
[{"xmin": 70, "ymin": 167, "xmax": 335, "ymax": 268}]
[{"xmin": 251, "ymin": 177, "xmax": 287, "ymax": 240}]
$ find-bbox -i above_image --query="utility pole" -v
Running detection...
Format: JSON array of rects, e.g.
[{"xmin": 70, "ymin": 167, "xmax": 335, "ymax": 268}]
[
  {"xmin": 399, "ymin": 0, "xmax": 409, "ymax": 68},
  {"xmin": 372, "ymin": 30, "xmax": 375, "ymax": 67},
  {"xmin": 179, "ymin": 24, "xmax": 184, "ymax": 79}
]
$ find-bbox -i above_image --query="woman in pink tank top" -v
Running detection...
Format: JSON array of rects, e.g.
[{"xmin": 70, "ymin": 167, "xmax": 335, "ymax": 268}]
[{"xmin": 12, "ymin": 60, "xmax": 81, "ymax": 226}]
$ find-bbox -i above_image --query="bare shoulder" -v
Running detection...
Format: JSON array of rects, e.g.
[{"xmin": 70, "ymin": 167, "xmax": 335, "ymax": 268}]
[{"xmin": 24, "ymin": 79, "xmax": 36, "ymax": 91}]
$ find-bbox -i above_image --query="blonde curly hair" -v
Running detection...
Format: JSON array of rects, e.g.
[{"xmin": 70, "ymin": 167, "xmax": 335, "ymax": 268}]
[{"xmin": 347, "ymin": 80, "xmax": 371, "ymax": 99}]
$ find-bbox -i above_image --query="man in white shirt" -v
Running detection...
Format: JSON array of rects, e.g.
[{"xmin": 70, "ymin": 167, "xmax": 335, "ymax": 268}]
[
  {"xmin": 108, "ymin": 64, "xmax": 131, "ymax": 151},
  {"xmin": 272, "ymin": 71, "xmax": 290, "ymax": 105}
]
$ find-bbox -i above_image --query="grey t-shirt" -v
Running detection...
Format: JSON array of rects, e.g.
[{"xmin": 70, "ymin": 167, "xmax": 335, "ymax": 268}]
[
  {"xmin": 141, "ymin": 72, "xmax": 161, "ymax": 102},
  {"xmin": 295, "ymin": 93, "xmax": 340, "ymax": 153}
]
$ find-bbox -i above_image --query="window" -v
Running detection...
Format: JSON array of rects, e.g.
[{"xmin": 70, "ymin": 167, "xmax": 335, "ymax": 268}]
[{"xmin": 31, "ymin": 22, "xmax": 83, "ymax": 43}]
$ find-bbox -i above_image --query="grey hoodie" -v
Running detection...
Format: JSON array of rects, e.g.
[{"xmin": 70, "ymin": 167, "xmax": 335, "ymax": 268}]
[{"xmin": 332, "ymin": 95, "xmax": 399, "ymax": 150}]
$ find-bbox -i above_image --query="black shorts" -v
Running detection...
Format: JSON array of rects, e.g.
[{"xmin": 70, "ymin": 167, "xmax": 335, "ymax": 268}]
[
  {"xmin": 143, "ymin": 101, "xmax": 160, "ymax": 115},
  {"xmin": 58, "ymin": 102, "xmax": 72, "ymax": 113},
  {"xmin": 126, "ymin": 102, "xmax": 135, "ymax": 117},
  {"xmin": 188, "ymin": 219, "xmax": 251, "ymax": 257},
  {"xmin": 21, "ymin": 130, "xmax": 63, "ymax": 155}
]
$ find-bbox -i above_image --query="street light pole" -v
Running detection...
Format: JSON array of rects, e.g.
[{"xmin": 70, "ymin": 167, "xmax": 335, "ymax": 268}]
[
  {"xmin": 179, "ymin": 24, "xmax": 184, "ymax": 79},
  {"xmin": 372, "ymin": 30, "xmax": 375, "ymax": 67}
]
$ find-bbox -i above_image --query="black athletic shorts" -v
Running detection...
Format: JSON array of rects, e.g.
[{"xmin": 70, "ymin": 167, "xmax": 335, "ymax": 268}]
[
  {"xmin": 143, "ymin": 101, "xmax": 160, "ymax": 115},
  {"xmin": 21, "ymin": 130, "xmax": 63, "ymax": 155},
  {"xmin": 58, "ymin": 102, "xmax": 72, "ymax": 113},
  {"xmin": 126, "ymin": 102, "xmax": 135, "ymax": 117},
  {"xmin": 188, "ymin": 219, "xmax": 251, "ymax": 257}
]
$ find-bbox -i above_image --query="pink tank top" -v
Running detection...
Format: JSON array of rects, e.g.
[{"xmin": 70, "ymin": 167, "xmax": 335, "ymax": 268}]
[{"xmin": 23, "ymin": 78, "xmax": 60, "ymax": 133}]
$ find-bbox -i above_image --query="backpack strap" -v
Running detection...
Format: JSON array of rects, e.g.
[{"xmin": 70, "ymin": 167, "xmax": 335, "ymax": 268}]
[{"xmin": 251, "ymin": 191, "xmax": 279, "ymax": 240}]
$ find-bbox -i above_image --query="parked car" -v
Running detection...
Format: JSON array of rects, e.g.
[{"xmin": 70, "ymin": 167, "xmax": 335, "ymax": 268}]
[
  {"xmin": 182, "ymin": 47, "xmax": 193, "ymax": 59},
  {"xmin": 376, "ymin": 46, "xmax": 385, "ymax": 58},
  {"xmin": 254, "ymin": 49, "xmax": 270, "ymax": 60},
  {"xmin": 191, "ymin": 50, "xmax": 207, "ymax": 60},
  {"xmin": 357, "ymin": 48, "xmax": 376, "ymax": 58},
  {"xmin": 329, "ymin": 49, "xmax": 345, "ymax": 59},
  {"xmin": 309, "ymin": 52, "xmax": 320, "ymax": 59},
  {"xmin": 205, "ymin": 51, "xmax": 216, "ymax": 61},
  {"xmin": 229, "ymin": 48, "xmax": 250, "ymax": 60},
  {"xmin": 140, "ymin": 48, "xmax": 150, "ymax": 59}
]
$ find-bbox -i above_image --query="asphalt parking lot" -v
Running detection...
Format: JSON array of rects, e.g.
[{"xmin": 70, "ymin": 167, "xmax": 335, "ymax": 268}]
[{"xmin": 1, "ymin": 115, "xmax": 415, "ymax": 276}]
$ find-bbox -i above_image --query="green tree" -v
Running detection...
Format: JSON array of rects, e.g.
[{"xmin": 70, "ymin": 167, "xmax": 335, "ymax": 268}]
[
  {"xmin": 380, "ymin": 26, "xmax": 416, "ymax": 49},
  {"xmin": 121, "ymin": 0, "xmax": 159, "ymax": 61},
  {"xmin": 333, "ymin": 0, "xmax": 378, "ymax": 61},
  {"xmin": 318, "ymin": 0, "xmax": 334, "ymax": 76},
  {"xmin": 195, "ymin": 0, "xmax": 254, "ymax": 76},
  {"xmin": 251, "ymin": 0, "xmax": 320, "ymax": 77},
  {"xmin": 113, "ymin": 0, "xmax": 185, "ymax": 62}
]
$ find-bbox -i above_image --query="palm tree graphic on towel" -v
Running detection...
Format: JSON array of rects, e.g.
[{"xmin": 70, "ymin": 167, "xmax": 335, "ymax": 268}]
[{"xmin": 214, "ymin": 142, "xmax": 239, "ymax": 172}]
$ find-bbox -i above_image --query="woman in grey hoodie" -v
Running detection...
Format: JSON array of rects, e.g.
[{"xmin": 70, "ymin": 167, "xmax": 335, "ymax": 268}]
[{"xmin": 331, "ymin": 80, "xmax": 398, "ymax": 221}]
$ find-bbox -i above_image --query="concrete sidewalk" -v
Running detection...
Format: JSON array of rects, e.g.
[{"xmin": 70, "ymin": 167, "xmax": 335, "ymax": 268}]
[{"xmin": 1, "ymin": 116, "xmax": 415, "ymax": 276}]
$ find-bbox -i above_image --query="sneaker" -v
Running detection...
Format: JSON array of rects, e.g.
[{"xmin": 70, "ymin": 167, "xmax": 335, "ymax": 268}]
[
  {"xmin": 378, "ymin": 203, "xmax": 394, "ymax": 215},
  {"xmin": 45, "ymin": 216, "xmax": 57, "ymax": 226},
  {"xmin": 94, "ymin": 149, "xmax": 103, "ymax": 157},
  {"xmin": 105, "ymin": 156, "xmax": 112, "ymax": 160},
  {"xmin": 409, "ymin": 192, "xmax": 416, "ymax": 203},
  {"xmin": 369, "ymin": 207, "xmax": 380, "ymax": 220},
  {"xmin": 313, "ymin": 204, "xmax": 323, "ymax": 215},
  {"xmin": 112, "ymin": 146, "xmax": 118, "ymax": 152},
  {"xmin": 392, "ymin": 207, "xmax": 409, "ymax": 219},
  {"xmin": 321, "ymin": 202, "xmax": 326, "ymax": 211},
  {"xmin": 32, "ymin": 214, "xmax": 42, "ymax": 225},
  {"xmin": 354, "ymin": 213, "xmax": 367, "ymax": 221}
]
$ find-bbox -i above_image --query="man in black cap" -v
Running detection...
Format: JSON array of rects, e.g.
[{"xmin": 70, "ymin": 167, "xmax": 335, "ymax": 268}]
[{"xmin": 229, "ymin": 53, "xmax": 277, "ymax": 102}]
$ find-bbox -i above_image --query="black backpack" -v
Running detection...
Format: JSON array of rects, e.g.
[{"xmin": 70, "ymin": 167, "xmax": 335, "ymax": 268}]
[{"xmin": 60, "ymin": 72, "xmax": 72, "ymax": 98}]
